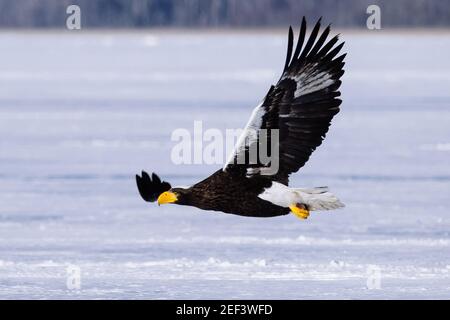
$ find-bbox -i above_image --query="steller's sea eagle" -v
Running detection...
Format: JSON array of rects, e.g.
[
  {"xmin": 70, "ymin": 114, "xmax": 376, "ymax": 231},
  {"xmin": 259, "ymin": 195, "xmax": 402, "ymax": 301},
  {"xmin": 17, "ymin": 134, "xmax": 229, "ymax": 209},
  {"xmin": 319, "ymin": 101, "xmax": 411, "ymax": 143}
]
[{"xmin": 136, "ymin": 17, "xmax": 345, "ymax": 219}]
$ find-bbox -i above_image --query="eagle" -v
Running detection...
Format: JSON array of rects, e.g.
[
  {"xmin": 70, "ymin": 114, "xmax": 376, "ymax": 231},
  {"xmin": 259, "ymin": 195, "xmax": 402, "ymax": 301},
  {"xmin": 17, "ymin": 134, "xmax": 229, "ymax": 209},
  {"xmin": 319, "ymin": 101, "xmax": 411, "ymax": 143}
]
[{"xmin": 136, "ymin": 17, "xmax": 345, "ymax": 220}]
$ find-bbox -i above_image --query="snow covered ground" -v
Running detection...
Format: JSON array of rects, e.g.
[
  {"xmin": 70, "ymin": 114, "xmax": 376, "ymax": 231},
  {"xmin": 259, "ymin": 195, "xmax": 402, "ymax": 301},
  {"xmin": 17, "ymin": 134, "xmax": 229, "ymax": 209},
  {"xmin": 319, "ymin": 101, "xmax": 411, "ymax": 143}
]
[{"xmin": 0, "ymin": 29, "xmax": 449, "ymax": 299}]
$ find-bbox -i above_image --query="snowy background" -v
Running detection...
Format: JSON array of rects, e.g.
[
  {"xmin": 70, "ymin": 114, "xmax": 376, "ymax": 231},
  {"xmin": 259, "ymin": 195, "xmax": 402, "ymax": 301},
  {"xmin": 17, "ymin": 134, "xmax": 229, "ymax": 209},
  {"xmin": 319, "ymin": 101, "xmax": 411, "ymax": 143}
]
[{"xmin": 0, "ymin": 30, "xmax": 449, "ymax": 299}]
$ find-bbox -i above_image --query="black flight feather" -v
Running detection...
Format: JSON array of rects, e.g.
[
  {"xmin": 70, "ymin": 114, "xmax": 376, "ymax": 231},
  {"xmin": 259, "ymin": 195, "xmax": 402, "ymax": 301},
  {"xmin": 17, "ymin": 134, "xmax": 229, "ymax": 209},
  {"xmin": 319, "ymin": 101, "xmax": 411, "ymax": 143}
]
[
  {"xmin": 291, "ymin": 17, "xmax": 307, "ymax": 65},
  {"xmin": 298, "ymin": 17, "xmax": 322, "ymax": 62},
  {"xmin": 283, "ymin": 26, "xmax": 294, "ymax": 72}
]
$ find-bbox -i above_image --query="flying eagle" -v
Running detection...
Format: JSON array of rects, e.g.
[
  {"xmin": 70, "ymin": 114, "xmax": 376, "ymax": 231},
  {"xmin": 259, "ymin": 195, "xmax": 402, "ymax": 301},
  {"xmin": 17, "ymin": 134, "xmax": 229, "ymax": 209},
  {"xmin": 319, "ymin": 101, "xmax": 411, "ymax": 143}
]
[{"xmin": 136, "ymin": 18, "xmax": 345, "ymax": 219}]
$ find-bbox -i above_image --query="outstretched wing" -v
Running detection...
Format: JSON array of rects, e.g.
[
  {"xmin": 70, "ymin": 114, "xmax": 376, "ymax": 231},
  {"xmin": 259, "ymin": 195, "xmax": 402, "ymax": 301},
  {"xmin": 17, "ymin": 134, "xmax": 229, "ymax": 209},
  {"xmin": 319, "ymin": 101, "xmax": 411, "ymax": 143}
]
[
  {"xmin": 136, "ymin": 171, "xmax": 171, "ymax": 202},
  {"xmin": 223, "ymin": 17, "xmax": 345, "ymax": 184}
]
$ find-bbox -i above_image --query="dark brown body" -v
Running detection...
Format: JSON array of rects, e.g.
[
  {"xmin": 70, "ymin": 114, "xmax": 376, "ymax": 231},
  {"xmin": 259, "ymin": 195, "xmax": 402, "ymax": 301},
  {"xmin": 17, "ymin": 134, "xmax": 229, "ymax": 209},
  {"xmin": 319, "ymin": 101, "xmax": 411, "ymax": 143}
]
[{"xmin": 175, "ymin": 170, "xmax": 290, "ymax": 217}]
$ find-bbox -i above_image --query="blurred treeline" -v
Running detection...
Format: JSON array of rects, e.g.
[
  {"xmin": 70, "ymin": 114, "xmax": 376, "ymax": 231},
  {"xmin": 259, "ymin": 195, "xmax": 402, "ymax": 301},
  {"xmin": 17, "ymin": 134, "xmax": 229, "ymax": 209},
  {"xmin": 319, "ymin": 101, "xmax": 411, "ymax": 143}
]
[{"xmin": 0, "ymin": 0, "xmax": 449, "ymax": 28}]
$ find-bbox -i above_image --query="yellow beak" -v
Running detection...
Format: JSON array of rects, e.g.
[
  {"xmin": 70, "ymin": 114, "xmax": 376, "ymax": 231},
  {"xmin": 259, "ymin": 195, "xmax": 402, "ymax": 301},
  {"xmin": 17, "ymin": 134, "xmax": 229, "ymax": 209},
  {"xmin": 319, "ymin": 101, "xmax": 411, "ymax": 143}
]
[{"xmin": 157, "ymin": 191, "xmax": 178, "ymax": 205}]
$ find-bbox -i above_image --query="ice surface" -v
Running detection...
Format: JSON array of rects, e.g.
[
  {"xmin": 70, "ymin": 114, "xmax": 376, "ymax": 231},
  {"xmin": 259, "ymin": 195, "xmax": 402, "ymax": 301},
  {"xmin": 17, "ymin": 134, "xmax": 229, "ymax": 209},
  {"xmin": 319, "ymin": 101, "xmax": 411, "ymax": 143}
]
[{"xmin": 0, "ymin": 30, "xmax": 449, "ymax": 299}]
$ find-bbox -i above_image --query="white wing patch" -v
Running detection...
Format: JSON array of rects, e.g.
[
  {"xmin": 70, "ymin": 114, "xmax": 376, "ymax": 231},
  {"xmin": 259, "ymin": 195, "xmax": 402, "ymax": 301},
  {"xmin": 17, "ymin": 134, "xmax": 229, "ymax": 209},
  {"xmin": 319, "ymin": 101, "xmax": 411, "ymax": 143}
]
[
  {"xmin": 295, "ymin": 74, "xmax": 334, "ymax": 97},
  {"xmin": 223, "ymin": 102, "xmax": 265, "ymax": 171},
  {"xmin": 283, "ymin": 65, "xmax": 335, "ymax": 98}
]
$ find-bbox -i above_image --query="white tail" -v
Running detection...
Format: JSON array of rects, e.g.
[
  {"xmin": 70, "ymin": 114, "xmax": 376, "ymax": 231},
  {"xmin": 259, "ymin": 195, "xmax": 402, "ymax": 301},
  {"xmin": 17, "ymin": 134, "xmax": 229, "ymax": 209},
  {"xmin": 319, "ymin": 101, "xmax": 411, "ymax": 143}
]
[
  {"xmin": 296, "ymin": 187, "xmax": 345, "ymax": 211},
  {"xmin": 258, "ymin": 182, "xmax": 345, "ymax": 212}
]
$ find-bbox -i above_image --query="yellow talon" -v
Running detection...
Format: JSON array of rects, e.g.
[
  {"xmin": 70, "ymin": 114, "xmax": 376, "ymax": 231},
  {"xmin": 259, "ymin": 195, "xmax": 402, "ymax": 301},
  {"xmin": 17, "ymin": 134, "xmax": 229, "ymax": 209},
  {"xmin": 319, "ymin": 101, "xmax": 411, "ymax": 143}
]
[{"xmin": 289, "ymin": 204, "xmax": 310, "ymax": 219}]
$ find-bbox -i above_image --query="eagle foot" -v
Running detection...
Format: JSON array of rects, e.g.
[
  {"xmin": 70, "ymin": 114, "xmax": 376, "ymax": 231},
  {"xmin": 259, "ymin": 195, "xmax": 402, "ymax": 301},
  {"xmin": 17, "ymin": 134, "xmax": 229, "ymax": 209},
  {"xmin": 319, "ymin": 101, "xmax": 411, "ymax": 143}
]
[{"xmin": 289, "ymin": 203, "xmax": 310, "ymax": 219}]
